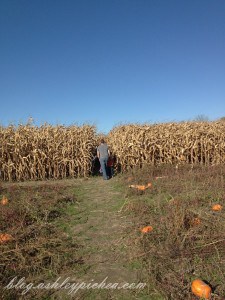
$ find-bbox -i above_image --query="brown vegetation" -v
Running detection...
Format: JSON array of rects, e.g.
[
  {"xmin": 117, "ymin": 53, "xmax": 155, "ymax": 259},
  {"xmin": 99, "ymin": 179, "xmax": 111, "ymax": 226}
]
[
  {"xmin": 0, "ymin": 183, "xmax": 82, "ymax": 299},
  {"xmin": 108, "ymin": 121, "xmax": 225, "ymax": 172},
  {"xmin": 0, "ymin": 124, "xmax": 97, "ymax": 181},
  {"xmin": 123, "ymin": 164, "xmax": 225, "ymax": 299}
]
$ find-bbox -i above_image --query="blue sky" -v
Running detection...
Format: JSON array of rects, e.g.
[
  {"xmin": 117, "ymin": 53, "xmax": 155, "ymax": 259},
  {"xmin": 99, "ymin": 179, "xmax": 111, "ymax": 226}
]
[{"xmin": 0, "ymin": 0, "xmax": 224, "ymax": 133}]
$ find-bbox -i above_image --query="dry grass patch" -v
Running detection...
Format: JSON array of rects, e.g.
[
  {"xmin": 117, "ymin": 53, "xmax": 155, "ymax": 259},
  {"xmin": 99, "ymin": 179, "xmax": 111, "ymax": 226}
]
[
  {"xmin": 122, "ymin": 165, "xmax": 225, "ymax": 299},
  {"xmin": 0, "ymin": 183, "xmax": 82, "ymax": 299}
]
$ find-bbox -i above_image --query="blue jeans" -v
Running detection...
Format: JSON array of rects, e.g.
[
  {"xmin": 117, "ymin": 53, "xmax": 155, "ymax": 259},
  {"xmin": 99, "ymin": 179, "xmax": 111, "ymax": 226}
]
[{"xmin": 99, "ymin": 157, "xmax": 108, "ymax": 180}]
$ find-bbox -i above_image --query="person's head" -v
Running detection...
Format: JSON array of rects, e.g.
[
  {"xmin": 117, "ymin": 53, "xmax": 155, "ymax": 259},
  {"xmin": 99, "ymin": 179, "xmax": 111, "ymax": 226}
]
[{"xmin": 100, "ymin": 138, "xmax": 105, "ymax": 144}]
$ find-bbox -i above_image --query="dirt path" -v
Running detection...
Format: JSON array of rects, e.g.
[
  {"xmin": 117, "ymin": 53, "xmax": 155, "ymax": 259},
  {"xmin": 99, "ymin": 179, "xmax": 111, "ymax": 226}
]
[
  {"xmin": 66, "ymin": 176, "xmax": 146, "ymax": 300},
  {"xmin": 2, "ymin": 176, "xmax": 147, "ymax": 299}
]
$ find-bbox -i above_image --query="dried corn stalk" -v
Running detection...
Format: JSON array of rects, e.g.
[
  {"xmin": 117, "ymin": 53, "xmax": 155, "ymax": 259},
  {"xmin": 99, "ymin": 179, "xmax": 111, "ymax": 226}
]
[
  {"xmin": 0, "ymin": 124, "xmax": 97, "ymax": 181},
  {"xmin": 107, "ymin": 121, "xmax": 225, "ymax": 172}
]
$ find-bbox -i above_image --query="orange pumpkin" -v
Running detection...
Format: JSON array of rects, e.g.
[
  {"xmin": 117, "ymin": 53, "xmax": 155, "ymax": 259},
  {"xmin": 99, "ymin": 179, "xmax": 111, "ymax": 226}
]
[
  {"xmin": 137, "ymin": 185, "xmax": 146, "ymax": 191},
  {"xmin": 141, "ymin": 226, "xmax": 153, "ymax": 233},
  {"xmin": 129, "ymin": 183, "xmax": 152, "ymax": 191},
  {"xmin": 0, "ymin": 233, "xmax": 13, "ymax": 243},
  {"xmin": 129, "ymin": 184, "xmax": 146, "ymax": 190},
  {"xmin": 1, "ymin": 196, "xmax": 8, "ymax": 205},
  {"xmin": 212, "ymin": 204, "xmax": 222, "ymax": 211},
  {"xmin": 191, "ymin": 279, "xmax": 211, "ymax": 299}
]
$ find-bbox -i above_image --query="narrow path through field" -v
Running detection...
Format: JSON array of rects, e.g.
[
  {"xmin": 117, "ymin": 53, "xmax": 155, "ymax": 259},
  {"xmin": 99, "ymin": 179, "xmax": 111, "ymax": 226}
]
[
  {"xmin": 69, "ymin": 176, "xmax": 146, "ymax": 300},
  {"xmin": 2, "ymin": 176, "xmax": 148, "ymax": 300}
]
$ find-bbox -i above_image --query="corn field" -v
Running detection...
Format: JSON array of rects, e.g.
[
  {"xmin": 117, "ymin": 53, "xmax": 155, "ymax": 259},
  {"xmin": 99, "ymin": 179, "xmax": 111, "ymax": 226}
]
[
  {"xmin": 0, "ymin": 124, "xmax": 97, "ymax": 181},
  {"xmin": 0, "ymin": 121, "xmax": 225, "ymax": 181},
  {"xmin": 107, "ymin": 121, "xmax": 225, "ymax": 172}
]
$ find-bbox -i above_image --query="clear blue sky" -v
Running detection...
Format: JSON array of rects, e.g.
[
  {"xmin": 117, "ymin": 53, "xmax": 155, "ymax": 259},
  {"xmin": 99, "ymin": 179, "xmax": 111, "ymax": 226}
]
[{"xmin": 0, "ymin": 0, "xmax": 224, "ymax": 133}]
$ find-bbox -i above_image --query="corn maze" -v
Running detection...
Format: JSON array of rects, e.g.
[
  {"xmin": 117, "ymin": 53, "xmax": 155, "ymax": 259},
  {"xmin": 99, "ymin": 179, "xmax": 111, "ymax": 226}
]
[
  {"xmin": 0, "ymin": 124, "xmax": 96, "ymax": 181},
  {"xmin": 0, "ymin": 121, "xmax": 225, "ymax": 181},
  {"xmin": 108, "ymin": 121, "xmax": 225, "ymax": 172}
]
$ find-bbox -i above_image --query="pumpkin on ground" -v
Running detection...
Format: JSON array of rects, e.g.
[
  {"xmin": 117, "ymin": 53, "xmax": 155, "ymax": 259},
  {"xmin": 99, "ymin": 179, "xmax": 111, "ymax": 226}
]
[
  {"xmin": 0, "ymin": 233, "xmax": 13, "ymax": 243},
  {"xmin": 212, "ymin": 204, "xmax": 222, "ymax": 211},
  {"xmin": 141, "ymin": 226, "xmax": 153, "ymax": 233},
  {"xmin": 129, "ymin": 184, "xmax": 146, "ymax": 190},
  {"xmin": 1, "ymin": 196, "xmax": 8, "ymax": 205},
  {"xmin": 191, "ymin": 279, "xmax": 212, "ymax": 299},
  {"xmin": 129, "ymin": 183, "xmax": 152, "ymax": 191}
]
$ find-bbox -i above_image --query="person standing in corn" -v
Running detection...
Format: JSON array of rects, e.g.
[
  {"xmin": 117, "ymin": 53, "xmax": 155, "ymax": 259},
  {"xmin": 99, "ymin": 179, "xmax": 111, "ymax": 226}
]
[{"xmin": 97, "ymin": 139, "xmax": 110, "ymax": 180}]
